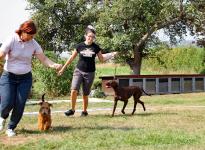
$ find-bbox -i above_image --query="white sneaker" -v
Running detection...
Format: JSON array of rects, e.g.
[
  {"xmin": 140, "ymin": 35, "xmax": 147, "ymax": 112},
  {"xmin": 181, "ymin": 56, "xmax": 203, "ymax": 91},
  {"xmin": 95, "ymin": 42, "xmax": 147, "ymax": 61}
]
[
  {"xmin": 0, "ymin": 117, "xmax": 5, "ymax": 131},
  {"xmin": 6, "ymin": 129, "xmax": 16, "ymax": 137}
]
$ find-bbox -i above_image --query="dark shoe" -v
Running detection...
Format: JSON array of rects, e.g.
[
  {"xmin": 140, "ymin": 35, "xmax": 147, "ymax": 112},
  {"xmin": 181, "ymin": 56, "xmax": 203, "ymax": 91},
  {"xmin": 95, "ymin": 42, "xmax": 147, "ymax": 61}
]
[
  {"xmin": 65, "ymin": 109, "xmax": 75, "ymax": 116},
  {"xmin": 81, "ymin": 111, "xmax": 88, "ymax": 117}
]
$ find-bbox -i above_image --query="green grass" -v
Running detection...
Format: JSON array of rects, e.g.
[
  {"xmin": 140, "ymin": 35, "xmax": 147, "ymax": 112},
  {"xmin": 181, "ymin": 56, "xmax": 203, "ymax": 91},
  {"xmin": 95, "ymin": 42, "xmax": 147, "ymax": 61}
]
[
  {"xmin": 95, "ymin": 63, "xmax": 157, "ymax": 78},
  {"xmin": 95, "ymin": 63, "xmax": 199, "ymax": 79},
  {"xmin": 5, "ymin": 63, "xmax": 204, "ymax": 149},
  {"xmin": 1, "ymin": 93, "xmax": 205, "ymax": 150},
  {"xmin": 95, "ymin": 63, "xmax": 132, "ymax": 77}
]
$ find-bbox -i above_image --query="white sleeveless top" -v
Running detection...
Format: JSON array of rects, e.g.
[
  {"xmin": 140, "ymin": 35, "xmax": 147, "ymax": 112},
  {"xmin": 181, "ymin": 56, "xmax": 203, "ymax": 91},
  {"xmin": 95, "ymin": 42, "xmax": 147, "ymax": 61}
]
[{"xmin": 0, "ymin": 33, "xmax": 43, "ymax": 74}]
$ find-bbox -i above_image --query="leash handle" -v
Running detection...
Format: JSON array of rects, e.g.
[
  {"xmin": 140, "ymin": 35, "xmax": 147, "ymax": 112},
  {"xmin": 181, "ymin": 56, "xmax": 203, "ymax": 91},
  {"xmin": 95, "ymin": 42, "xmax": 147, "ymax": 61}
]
[{"xmin": 114, "ymin": 65, "xmax": 117, "ymax": 80}]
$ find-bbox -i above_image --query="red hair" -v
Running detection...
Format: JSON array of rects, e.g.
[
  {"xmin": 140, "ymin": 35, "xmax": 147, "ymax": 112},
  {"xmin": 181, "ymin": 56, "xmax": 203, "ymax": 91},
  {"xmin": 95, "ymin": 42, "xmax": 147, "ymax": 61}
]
[{"xmin": 16, "ymin": 20, "xmax": 37, "ymax": 36}]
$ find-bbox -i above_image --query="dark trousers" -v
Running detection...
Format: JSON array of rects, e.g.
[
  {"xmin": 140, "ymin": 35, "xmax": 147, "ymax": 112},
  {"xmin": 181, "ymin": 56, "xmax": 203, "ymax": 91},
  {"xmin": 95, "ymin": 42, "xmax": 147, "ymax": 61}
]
[{"xmin": 0, "ymin": 71, "xmax": 32, "ymax": 129}]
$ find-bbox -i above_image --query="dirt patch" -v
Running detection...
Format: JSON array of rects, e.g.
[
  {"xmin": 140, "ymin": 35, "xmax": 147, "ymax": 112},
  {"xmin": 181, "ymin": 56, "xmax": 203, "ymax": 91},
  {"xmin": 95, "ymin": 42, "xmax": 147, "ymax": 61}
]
[
  {"xmin": 0, "ymin": 135, "xmax": 32, "ymax": 145},
  {"xmin": 0, "ymin": 131, "xmax": 65, "ymax": 146}
]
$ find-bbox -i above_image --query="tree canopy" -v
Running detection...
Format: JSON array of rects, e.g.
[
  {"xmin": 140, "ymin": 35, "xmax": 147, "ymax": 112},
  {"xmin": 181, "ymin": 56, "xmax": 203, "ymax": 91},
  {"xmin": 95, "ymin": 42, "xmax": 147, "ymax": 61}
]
[
  {"xmin": 27, "ymin": 0, "xmax": 95, "ymax": 51},
  {"xmin": 27, "ymin": 0, "xmax": 205, "ymax": 74}
]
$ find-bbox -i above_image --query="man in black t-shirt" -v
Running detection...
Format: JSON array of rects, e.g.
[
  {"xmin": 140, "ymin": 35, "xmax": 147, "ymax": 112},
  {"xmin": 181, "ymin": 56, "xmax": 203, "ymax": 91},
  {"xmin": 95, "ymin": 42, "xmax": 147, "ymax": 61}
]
[
  {"xmin": 58, "ymin": 26, "xmax": 117, "ymax": 117},
  {"xmin": 76, "ymin": 42, "xmax": 101, "ymax": 72}
]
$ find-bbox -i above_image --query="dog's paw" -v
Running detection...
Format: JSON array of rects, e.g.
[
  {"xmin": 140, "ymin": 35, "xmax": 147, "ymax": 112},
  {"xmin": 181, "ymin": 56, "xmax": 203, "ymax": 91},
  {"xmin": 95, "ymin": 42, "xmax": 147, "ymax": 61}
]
[{"xmin": 121, "ymin": 110, "xmax": 125, "ymax": 114}]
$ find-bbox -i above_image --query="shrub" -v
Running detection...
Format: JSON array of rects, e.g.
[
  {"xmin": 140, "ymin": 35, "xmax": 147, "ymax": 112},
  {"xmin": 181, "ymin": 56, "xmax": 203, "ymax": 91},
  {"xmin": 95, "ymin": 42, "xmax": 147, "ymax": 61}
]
[
  {"xmin": 91, "ymin": 89, "xmax": 106, "ymax": 98},
  {"xmin": 163, "ymin": 46, "xmax": 205, "ymax": 72},
  {"xmin": 32, "ymin": 51, "xmax": 75, "ymax": 97},
  {"xmin": 143, "ymin": 46, "xmax": 205, "ymax": 73},
  {"xmin": 90, "ymin": 79, "xmax": 106, "ymax": 98},
  {"xmin": 92, "ymin": 79, "xmax": 102, "ymax": 90}
]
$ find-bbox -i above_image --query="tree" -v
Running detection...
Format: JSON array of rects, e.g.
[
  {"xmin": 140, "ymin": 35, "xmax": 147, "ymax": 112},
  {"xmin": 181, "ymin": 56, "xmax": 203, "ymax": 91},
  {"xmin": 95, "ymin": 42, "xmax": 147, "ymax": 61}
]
[
  {"xmin": 27, "ymin": 0, "xmax": 205, "ymax": 74},
  {"xmin": 26, "ymin": 0, "xmax": 99, "ymax": 52},
  {"xmin": 190, "ymin": 0, "xmax": 205, "ymax": 47},
  {"xmin": 93, "ymin": 0, "xmax": 205, "ymax": 74}
]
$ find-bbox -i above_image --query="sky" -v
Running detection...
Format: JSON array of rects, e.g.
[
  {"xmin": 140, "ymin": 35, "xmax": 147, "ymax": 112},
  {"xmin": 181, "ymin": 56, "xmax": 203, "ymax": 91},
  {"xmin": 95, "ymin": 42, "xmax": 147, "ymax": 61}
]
[{"xmin": 0, "ymin": 0, "xmax": 30, "ymax": 42}]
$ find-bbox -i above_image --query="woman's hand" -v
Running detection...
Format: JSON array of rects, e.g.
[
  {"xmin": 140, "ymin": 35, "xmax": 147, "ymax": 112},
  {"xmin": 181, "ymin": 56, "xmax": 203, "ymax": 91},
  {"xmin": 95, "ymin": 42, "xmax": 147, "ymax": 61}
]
[
  {"xmin": 57, "ymin": 67, "xmax": 65, "ymax": 76},
  {"xmin": 52, "ymin": 63, "xmax": 63, "ymax": 71},
  {"xmin": 112, "ymin": 52, "xmax": 118, "ymax": 57},
  {"xmin": 36, "ymin": 53, "xmax": 63, "ymax": 71},
  {"xmin": 100, "ymin": 51, "xmax": 118, "ymax": 62},
  {"xmin": 57, "ymin": 50, "xmax": 78, "ymax": 76}
]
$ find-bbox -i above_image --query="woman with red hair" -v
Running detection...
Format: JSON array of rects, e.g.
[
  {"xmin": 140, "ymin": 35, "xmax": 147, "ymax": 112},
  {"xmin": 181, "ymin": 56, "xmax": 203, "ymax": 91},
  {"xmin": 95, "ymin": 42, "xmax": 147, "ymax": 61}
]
[{"xmin": 0, "ymin": 20, "xmax": 62, "ymax": 137}]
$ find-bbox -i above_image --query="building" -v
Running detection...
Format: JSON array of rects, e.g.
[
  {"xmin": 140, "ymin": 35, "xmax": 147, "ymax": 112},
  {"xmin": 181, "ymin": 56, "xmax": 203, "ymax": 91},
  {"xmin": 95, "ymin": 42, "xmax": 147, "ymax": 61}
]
[{"xmin": 99, "ymin": 74, "xmax": 205, "ymax": 95}]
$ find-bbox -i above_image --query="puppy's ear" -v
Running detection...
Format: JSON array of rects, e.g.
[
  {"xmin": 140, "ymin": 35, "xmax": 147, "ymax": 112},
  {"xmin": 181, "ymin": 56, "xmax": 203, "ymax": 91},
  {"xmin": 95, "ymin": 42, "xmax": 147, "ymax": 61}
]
[
  {"xmin": 49, "ymin": 103, "xmax": 53, "ymax": 107},
  {"xmin": 39, "ymin": 102, "xmax": 43, "ymax": 105}
]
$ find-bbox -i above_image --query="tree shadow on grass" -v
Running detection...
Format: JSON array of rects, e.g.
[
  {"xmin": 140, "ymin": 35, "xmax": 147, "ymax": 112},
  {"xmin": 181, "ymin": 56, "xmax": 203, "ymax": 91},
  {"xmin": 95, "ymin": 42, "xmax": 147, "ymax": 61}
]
[
  {"xmin": 136, "ymin": 112, "xmax": 178, "ymax": 116},
  {"xmin": 18, "ymin": 125, "xmax": 72, "ymax": 135},
  {"xmin": 18, "ymin": 112, "xmax": 177, "ymax": 135},
  {"xmin": 89, "ymin": 111, "xmax": 178, "ymax": 118},
  {"xmin": 55, "ymin": 125, "xmax": 138, "ymax": 132},
  {"xmin": 18, "ymin": 124, "xmax": 141, "ymax": 135}
]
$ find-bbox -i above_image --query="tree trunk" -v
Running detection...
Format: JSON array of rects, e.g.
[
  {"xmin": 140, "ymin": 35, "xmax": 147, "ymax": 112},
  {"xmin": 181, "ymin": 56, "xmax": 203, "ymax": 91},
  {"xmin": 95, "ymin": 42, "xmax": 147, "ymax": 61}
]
[
  {"xmin": 126, "ymin": 48, "xmax": 143, "ymax": 75},
  {"xmin": 132, "ymin": 52, "xmax": 142, "ymax": 75},
  {"xmin": 125, "ymin": 0, "xmax": 185, "ymax": 75}
]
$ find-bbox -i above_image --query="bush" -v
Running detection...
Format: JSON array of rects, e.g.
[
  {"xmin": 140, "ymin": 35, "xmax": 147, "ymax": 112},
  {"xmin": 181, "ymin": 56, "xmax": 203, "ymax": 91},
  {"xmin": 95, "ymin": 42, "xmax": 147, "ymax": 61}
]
[
  {"xmin": 92, "ymin": 79, "xmax": 102, "ymax": 90},
  {"xmin": 32, "ymin": 51, "xmax": 75, "ymax": 97},
  {"xmin": 91, "ymin": 89, "xmax": 106, "ymax": 98},
  {"xmin": 90, "ymin": 79, "xmax": 106, "ymax": 98},
  {"xmin": 163, "ymin": 46, "xmax": 205, "ymax": 72},
  {"xmin": 143, "ymin": 46, "xmax": 205, "ymax": 73}
]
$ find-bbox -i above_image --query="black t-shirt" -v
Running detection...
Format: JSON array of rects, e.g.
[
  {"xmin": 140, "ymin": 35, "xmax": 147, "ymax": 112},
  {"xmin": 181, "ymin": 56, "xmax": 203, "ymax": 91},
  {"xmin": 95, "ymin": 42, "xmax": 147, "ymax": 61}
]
[{"xmin": 76, "ymin": 42, "xmax": 101, "ymax": 72}]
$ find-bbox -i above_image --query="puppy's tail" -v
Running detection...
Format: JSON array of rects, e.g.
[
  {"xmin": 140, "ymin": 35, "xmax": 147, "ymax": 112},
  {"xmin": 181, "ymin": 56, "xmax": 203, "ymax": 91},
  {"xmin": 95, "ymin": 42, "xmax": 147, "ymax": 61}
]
[
  {"xmin": 141, "ymin": 88, "xmax": 151, "ymax": 96},
  {"xmin": 42, "ymin": 93, "xmax": 46, "ymax": 102}
]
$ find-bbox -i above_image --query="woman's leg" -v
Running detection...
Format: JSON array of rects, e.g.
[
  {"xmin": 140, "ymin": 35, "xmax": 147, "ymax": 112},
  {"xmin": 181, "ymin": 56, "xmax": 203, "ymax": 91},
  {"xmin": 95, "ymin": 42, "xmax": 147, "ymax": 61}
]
[
  {"xmin": 71, "ymin": 90, "xmax": 78, "ymax": 111},
  {"xmin": 8, "ymin": 74, "xmax": 32, "ymax": 130},
  {"xmin": 65, "ymin": 68, "xmax": 82, "ymax": 116},
  {"xmin": 0, "ymin": 72, "xmax": 16, "ymax": 120},
  {"xmin": 82, "ymin": 71, "xmax": 95, "ymax": 113},
  {"xmin": 82, "ymin": 95, "xmax": 88, "ymax": 112}
]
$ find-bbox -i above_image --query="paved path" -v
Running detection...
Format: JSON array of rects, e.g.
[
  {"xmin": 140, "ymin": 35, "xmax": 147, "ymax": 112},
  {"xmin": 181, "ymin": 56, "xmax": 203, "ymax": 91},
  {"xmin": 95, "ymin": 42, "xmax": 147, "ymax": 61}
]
[
  {"xmin": 24, "ymin": 98, "xmax": 113, "ymax": 115},
  {"xmin": 24, "ymin": 98, "xmax": 205, "ymax": 116},
  {"xmin": 23, "ymin": 107, "xmax": 121, "ymax": 115},
  {"xmin": 27, "ymin": 98, "xmax": 112, "ymax": 105}
]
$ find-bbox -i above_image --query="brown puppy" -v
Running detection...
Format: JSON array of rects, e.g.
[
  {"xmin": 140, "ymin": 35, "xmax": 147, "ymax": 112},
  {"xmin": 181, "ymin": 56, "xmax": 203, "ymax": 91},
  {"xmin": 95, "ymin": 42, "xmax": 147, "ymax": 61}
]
[
  {"xmin": 106, "ymin": 80, "xmax": 151, "ymax": 117},
  {"xmin": 38, "ymin": 94, "xmax": 52, "ymax": 131}
]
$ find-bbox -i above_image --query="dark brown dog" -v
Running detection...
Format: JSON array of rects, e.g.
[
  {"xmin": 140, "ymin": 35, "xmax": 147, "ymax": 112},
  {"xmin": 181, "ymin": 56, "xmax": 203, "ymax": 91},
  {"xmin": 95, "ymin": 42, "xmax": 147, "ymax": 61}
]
[
  {"xmin": 38, "ymin": 94, "xmax": 52, "ymax": 131},
  {"xmin": 106, "ymin": 80, "xmax": 151, "ymax": 116}
]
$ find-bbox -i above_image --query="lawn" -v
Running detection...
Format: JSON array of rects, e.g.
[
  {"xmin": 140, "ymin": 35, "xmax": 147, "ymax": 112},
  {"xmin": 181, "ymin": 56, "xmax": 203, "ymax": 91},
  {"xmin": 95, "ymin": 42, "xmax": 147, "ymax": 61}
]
[{"xmin": 1, "ymin": 93, "xmax": 205, "ymax": 150}]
